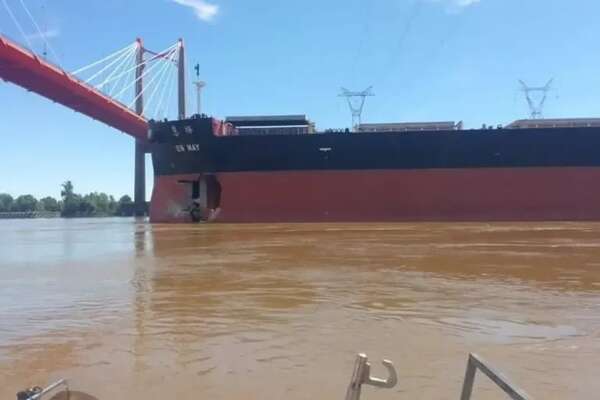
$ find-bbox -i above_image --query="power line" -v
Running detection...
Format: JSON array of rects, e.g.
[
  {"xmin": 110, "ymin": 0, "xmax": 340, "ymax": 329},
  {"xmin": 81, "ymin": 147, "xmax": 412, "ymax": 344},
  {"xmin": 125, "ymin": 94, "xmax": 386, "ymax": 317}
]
[
  {"xmin": 348, "ymin": 0, "xmax": 374, "ymax": 84},
  {"xmin": 379, "ymin": 0, "xmax": 422, "ymax": 85}
]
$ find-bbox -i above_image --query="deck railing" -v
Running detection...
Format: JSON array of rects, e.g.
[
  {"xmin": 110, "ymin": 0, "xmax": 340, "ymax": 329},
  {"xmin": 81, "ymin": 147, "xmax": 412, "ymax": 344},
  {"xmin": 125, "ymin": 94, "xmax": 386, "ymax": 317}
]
[
  {"xmin": 344, "ymin": 352, "xmax": 531, "ymax": 400},
  {"xmin": 460, "ymin": 353, "xmax": 531, "ymax": 400}
]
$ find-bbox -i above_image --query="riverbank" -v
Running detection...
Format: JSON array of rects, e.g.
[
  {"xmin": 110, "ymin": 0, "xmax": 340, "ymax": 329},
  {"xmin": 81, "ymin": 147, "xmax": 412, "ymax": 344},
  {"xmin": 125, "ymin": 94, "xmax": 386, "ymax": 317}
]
[
  {"xmin": 0, "ymin": 211, "xmax": 61, "ymax": 219},
  {"xmin": 0, "ymin": 211, "xmax": 144, "ymax": 219}
]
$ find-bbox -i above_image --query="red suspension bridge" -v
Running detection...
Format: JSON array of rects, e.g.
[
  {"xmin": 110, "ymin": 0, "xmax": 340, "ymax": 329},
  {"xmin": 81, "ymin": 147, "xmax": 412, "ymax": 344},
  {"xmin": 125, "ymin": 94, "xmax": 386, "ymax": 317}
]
[{"xmin": 0, "ymin": 32, "xmax": 188, "ymax": 215}]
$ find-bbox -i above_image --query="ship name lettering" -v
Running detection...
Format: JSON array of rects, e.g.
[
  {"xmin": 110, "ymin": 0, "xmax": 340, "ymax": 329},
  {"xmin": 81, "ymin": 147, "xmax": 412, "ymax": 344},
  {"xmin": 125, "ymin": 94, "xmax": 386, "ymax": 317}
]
[
  {"xmin": 186, "ymin": 144, "xmax": 200, "ymax": 151},
  {"xmin": 175, "ymin": 145, "xmax": 186, "ymax": 152}
]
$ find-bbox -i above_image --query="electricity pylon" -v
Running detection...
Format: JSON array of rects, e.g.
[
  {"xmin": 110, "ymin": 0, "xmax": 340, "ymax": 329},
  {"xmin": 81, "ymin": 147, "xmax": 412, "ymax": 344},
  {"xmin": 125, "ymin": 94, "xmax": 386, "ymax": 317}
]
[
  {"xmin": 519, "ymin": 79, "xmax": 553, "ymax": 119},
  {"xmin": 339, "ymin": 86, "xmax": 375, "ymax": 130}
]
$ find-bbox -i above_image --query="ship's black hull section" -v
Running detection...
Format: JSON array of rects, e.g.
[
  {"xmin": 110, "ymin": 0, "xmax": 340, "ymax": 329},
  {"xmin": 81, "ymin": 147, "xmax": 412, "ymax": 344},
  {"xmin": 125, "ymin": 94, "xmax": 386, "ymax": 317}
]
[{"xmin": 151, "ymin": 121, "xmax": 600, "ymax": 175}]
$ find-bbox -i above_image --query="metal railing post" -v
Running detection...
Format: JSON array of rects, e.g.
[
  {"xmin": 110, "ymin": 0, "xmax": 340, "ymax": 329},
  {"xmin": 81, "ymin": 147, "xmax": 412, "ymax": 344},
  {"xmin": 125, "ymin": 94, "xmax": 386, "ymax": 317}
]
[
  {"xmin": 345, "ymin": 354, "xmax": 397, "ymax": 400},
  {"xmin": 460, "ymin": 356, "xmax": 477, "ymax": 400},
  {"xmin": 459, "ymin": 353, "xmax": 532, "ymax": 400}
]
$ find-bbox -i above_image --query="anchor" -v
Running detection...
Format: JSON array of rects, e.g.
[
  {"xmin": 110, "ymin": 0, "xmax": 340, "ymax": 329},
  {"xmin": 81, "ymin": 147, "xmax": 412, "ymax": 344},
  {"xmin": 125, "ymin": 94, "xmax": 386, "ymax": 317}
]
[{"xmin": 345, "ymin": 353, "xmax": 398, "ymax": 400}]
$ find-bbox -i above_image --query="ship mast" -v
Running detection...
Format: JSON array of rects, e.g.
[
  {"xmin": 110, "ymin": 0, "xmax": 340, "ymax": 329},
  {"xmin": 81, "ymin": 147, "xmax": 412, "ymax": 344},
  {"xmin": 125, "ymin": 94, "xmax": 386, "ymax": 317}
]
[{"xmin": 193, "ymin": 63, "xmax": 206, "ymax": 115}]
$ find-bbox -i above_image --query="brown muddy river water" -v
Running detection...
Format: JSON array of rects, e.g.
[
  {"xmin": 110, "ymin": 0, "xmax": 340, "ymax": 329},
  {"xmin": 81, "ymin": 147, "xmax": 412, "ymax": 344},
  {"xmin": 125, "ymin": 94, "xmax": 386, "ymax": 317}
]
[{"xmin": 1, "ymin": 219, "xmax": 600, "ymax": 399}]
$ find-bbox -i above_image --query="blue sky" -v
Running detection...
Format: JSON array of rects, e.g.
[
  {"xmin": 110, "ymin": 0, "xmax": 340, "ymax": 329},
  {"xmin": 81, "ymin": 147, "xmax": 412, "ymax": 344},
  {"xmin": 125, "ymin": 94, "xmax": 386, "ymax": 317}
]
[{"xmin": 1, "ymin": 0, "xmax": 600, "ymax": 199}]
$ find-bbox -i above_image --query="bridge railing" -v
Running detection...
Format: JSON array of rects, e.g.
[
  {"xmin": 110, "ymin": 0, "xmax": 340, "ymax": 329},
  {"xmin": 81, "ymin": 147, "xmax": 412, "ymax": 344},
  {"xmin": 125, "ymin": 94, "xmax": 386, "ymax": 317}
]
[{"xmin": 0, "ymin": 31, "xmax": 62, "ymax": 70}]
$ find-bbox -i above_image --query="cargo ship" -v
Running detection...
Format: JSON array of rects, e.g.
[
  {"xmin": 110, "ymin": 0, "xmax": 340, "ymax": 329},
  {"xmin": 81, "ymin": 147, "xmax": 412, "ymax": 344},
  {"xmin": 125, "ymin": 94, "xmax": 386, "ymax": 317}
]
[{"xmin": 148, "ymin": 115, "xmax": 600, "ymax": 223}]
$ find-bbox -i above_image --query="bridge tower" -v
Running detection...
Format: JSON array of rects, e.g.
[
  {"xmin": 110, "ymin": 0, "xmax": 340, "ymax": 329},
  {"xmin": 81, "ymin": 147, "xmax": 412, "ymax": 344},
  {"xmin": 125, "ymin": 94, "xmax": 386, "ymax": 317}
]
[
  {"xmin": 0, "ymin": 34, "xmax": 186, "ymax": 217},
  {"xmin": 178, "ymin": 39, "xmax": 186, "ymax": 120},
  {"xmin": 133, "ymin": 38, "xmax": 187, "ymax": 217},
  {"xmin": 134, "ymin": 38, "xmax": 147, "ymax": 217}
]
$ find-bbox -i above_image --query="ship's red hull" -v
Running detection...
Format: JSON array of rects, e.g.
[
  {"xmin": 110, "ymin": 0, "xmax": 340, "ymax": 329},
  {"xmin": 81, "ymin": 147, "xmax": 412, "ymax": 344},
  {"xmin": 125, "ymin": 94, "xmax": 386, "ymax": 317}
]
[{"xmin": 149, "ymin": 167, "xmax": 600, "ymax": 223}]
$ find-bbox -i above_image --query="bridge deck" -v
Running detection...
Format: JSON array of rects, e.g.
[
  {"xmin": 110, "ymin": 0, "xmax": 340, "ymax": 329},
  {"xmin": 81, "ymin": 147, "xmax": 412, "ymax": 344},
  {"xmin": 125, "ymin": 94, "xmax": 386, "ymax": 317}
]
[{"xmin": 0, "ymin": 35, "xmax": 148, "ymax": 141}]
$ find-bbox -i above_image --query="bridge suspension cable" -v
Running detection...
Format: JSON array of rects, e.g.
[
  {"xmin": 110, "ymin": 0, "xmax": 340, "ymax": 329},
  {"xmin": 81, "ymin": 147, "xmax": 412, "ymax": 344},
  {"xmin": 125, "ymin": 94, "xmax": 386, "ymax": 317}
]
[
  {"xmin": 108, "ymin": 50, "xmax": 136, "ymax": 98},
  {"xmin": 17, "ymin": 0, "xmax": 61, "ymax": 63},
  {"xmin": 153, "ymin": 56, "xmax": 178, "ymax": 119},
  {"xmin": 1, "ymin": 0, "xmax": 34, "ymax": 50},
  {"xmin": 84, "ymin": 44, "xmax": 138, "ymax": 85},
  {"xmin": 97, "ymin": 45, "xmax": 138, "ymax": 90},
  {"xmin": 1, "ymin": 32, "xmax": 186, "ymax": 218},
  {"xmin": 72, "ymin": 42, "xmax": 137, "ymax": 75},
  {"xmin": 95, "ymin": 42, "xmax": 179, "ymax": 90},
  {"xmin": 1, "ymin": 31, "xmax": 185, "ymax": 141},
  {"xmin": 112, "ymin": 47, "xmax": 176, "ymax": 104},
  {"xmin": 140, "ymin": 50, "xmax": 178, "ymax": 118},
  {"xmin": 126, "ymin": 48, "xmax": 178, "ymax": 109},
  {"xmin": 68, "ymin": 40, "xmax": 182, "ymax": 120}
]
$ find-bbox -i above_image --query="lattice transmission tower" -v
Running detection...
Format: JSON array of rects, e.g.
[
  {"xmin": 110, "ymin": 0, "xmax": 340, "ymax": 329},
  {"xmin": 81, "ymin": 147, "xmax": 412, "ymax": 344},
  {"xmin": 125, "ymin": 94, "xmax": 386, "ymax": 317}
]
[
  {"xmin": 339, "ymin": 86, "xmax": 375, "ymax": 130},
  {"xmin": 519, "ymin": 79, "xmax": 553, "ymax": 119}
]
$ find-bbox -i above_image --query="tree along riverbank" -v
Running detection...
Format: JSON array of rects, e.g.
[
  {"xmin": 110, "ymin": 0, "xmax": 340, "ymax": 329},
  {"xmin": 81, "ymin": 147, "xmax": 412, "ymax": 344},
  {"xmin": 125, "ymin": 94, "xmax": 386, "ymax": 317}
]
[{"xmin": 0, "ymin": 181, "xmax": 137, "ymax": 218}]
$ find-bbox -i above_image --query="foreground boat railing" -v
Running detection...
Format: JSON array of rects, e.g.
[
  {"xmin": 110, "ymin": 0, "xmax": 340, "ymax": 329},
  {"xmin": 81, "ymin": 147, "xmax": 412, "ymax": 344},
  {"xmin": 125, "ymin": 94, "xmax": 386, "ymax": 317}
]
[
  {"xmin": 345, "ymin": 354, "xmax": 398, "ymax": 400},
  {"xmin": 16, "ymin": 379, "xmax": 68, "ymax": 400},
  {"xmin": 16, "ymin": 353, "xmax": 531, "ymax": 399},
  {"xmin": 460, "ymin": 353, "xmax": 531, "ymax": 400},
  {"xmin": 345, "ymin": 353, "xmax": 531, "ymax": 400}
]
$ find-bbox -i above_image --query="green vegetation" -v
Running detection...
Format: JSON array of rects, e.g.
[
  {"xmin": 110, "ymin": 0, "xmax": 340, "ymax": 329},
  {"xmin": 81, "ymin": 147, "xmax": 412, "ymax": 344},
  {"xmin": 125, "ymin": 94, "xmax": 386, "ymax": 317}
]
[
  {"xmin": 0, "ymin": 193, "xmax": 14, "ymax": 212},
  {"xmin": 13, "ymin": 195, "xmax": 38, "ymax": 212},
  {"xmin": 39, "ymin": 196, "xmax": 60, "ymax": 212},
  {"xmin": 0, "ymin": 181, "xmax": 136, "ymax": 217}
]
